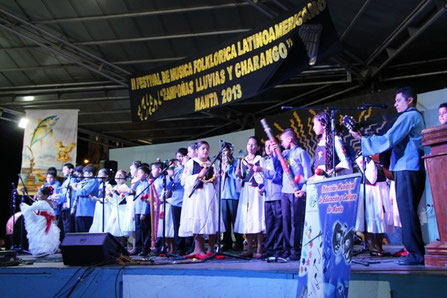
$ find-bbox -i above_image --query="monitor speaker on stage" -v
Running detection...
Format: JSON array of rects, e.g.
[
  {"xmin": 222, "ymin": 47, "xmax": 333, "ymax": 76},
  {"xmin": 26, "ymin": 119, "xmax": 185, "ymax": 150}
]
[
  {"xmin": 99, "ymin": 160, "xmax": 118, "ymax": 173},
  {"xmin": 61, "ymin": 233, "xmax": 128, "ymax": 266}
]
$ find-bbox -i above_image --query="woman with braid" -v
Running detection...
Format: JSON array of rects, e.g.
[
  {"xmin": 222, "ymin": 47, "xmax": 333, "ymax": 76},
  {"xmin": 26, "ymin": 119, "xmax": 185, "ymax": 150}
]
[{"xmin": 312, "ymin": 112, "xmax": 352, "ymax": 178}]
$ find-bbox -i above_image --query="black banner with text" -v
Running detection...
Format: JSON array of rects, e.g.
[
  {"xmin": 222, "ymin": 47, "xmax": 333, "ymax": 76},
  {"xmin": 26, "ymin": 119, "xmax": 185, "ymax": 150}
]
[{"xmin": 129, "ymin": 0, "xmax": 340, "ymax": 122}]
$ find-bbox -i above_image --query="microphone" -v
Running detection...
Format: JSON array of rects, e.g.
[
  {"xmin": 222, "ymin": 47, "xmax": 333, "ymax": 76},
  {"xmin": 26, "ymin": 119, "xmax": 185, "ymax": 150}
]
[
  {"xmin": 360, "ymin": 104, "xmax": 388, "ymax": 109},
  {"xmin": 281, "ymin": 106, "xmax": 295, "ymax": 110}
]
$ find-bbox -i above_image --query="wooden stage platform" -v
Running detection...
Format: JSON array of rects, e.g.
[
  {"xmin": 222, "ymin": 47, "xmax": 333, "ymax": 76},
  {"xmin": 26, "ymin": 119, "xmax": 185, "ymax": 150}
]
[{"xmin": 0, "ymin": 246, "xmax": 446, "ymax": 298}]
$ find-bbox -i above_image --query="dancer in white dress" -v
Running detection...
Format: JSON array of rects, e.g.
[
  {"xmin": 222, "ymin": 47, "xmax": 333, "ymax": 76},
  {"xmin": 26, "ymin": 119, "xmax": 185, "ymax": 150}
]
[
  {"xmin": 234, "ymin": 136, "xmax": 265, "ymax": 258},
  {"xmin": 106, "ymin": 170, "xmax": 130, "ymax": 246},
  {"xmin": 20, "ymin": 186, "xmax": 60, "ymax": 257},
  {"xmin": 179, "ymin": 140, "xmax": 225, "ymax": 258},
  {"xmin": 355, "ymin": 155, "xmax": 395, "ymax": 253},
  {"xmin": 89, "ymin": 169, "xmax": 112, "ymax": 233}
]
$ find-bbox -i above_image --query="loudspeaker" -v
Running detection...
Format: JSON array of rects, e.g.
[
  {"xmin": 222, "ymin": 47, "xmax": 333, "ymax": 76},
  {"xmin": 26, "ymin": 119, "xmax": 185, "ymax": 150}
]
[
  {"xmin": 61, "ymin": 233, "xmax": 128, "ymax": 266},
  {"xmin": 100, "ymin": 160, "xmax": 118, "ymax": 173}
]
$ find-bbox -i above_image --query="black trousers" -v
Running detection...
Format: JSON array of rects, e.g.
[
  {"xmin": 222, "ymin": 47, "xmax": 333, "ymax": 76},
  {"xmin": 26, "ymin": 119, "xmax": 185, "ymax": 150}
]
[
  {"xmin": 264, "ymin": 200, "xmax": 284, "ymax": 255},
  {"xmin": 59, "ymin": 209, "xmax": 75, "ymax": 237},
  {"xmin": 171, "ymin": 205, "xmax": 194, "ymax": 254},
  {"xmin": 135, "ymin": 214, "xmax": 151, "ymax": 252},
  {"xmin": 75, "ymin": 216, "xmax": 93, "ymax": 233},
  {"xmin": 221, "ymin": 199, "xmax": 244, "ymax": 248},
  {"xmin": 394, "ymin": 170, "xmax": 426, "ymax": 261},
  {"xmin": 281, "ymin": 193, "xmax": 306, "ymax": 257}
]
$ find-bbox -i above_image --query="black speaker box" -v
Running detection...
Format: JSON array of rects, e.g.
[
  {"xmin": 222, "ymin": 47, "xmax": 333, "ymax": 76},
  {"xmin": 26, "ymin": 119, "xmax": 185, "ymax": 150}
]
[
  {"xmin": 100, "ymin": 160, "xmax": 118, "ymax": 173},
  {"xmin": 61, "ymin": 233, "xmax": 128, "ymax": 266}
]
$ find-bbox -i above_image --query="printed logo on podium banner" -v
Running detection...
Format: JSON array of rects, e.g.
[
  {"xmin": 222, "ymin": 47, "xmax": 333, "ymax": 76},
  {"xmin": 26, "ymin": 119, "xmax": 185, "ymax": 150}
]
[{"xmin": 297, "ymin": 174, "xmax": 361, "ymax": 298}]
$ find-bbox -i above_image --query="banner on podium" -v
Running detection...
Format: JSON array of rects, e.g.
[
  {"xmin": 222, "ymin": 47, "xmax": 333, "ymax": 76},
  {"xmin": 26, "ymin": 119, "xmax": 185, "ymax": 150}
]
[{"xmin": 297, "ymin": 174, "xmax": 361, "ymax": 298}]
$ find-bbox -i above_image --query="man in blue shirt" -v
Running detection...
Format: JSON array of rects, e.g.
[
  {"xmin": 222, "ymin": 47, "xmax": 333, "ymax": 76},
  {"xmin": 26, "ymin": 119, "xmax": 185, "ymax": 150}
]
[{"xmin": 351, "ymin": 86, "xmax": 426, "ymax": 265}]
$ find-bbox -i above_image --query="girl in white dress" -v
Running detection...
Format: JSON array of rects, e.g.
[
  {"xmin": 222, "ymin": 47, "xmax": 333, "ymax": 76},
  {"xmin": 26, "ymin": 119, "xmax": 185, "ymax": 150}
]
[
  {"xmin": 234, "ymin": 136, "xmax": 265, "ymax": 258},
  {"xmin": 89, "ymin": 168, "xmax": 112, "ymax": 233},
  {"xmin": 355, "ymin": 155, "xmax": 395, "ymax": 253},
  {"xmin": 179, "ymin": 140, "xmax": 225, "ymax": 258},
  {"xmin": 106, "ymin": 170, "xmax": 130, "ymax": 245},
  {"xmin": 20, "ymin": 186, "xmax": 60, "ymax": 257}
]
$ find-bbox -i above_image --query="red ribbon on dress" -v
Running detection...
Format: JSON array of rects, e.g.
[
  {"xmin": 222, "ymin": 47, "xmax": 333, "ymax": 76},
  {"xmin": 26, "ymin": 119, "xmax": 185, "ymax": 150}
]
[{"xmin": 36, "ymin": 211, "xmax": 55, "ymax": 234}]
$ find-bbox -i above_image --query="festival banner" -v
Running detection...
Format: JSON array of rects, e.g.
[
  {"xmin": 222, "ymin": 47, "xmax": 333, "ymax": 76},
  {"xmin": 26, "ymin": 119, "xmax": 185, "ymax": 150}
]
[
  {"xmin": 297, "ymin": 173, "xmax": 361, "ymax": 298},
  {"xmin": 129, "ymin": 0, "xmax": 340, "ymax": 122},
  {"xmin": 19, "ymin": 109, "xmax": 78, "ymax": 194}
]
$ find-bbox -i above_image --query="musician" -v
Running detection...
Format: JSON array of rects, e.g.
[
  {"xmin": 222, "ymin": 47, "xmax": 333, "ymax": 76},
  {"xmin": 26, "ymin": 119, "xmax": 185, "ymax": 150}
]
[
  {"xmin": 72, "ymin": 165, "xmax": 99, "ymax": 232},
  {"xmin": 219, "ymin": 143, "xmax": 244, "ymax": 252},
  {"xmin": 167, "ymin": 148, "xmax": 191, "ymax": 255},
  {"xmin": 350, "ymin": 86, "xmax": 426, "ymax": 265},
  {"xmin": 89, "ymin": 169, "xmax": 113, "ymax": 233},
  {"xmin": 133, "ymin": 165, "xmax": 151, "ymax": 256},
  {"xmin": 312, "ymin": 112, "xmax": 352, "ymax": 177},
  {"xmin": 43, "ymin": 170, "xmax": 61, "ymax": 216},
  {"xmin": 55, "ymin": 163, "xmax": 75, "ymax": 238},
  {"xmin": 277, "ymin": 129, "xmax": 312, "ymax": 260},
  {"xmin": 254, "ymin": 138, "xmax": 284, "ymax": 259},
  {"xmin": 439, "ymin": 102, "xmax": 447, "ymax": 125}
]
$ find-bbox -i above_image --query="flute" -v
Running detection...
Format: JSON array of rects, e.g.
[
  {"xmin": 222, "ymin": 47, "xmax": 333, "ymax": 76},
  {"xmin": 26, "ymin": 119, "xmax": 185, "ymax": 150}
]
[{"xmin": 260, "ymin": 118, "xmax": 300, "ymax": 193}]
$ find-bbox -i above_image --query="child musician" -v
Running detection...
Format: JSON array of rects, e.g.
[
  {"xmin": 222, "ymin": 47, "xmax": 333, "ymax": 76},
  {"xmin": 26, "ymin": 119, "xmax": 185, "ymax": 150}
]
[
  {"xmin": 167, "ymin": 148, "xmax": 189, "ymax": 255},
  {"xmin": 234, "ymin": 136, "xmax": 265, "ymax": 258},
  {"xmin": 20, "ymin": 186, "xmax": 60, "ymax": 257},
  {"xmin": 254, "ymin": 138, "xmax": 284, "ymax": 259},
  {"xmin": 312, "ymin": 112, "xmax": 352, "ymax": 177},
  {"xmin": 107, "ymin": 170, "xmax": 131, "ymax": 246},
  {"xmin": 133, "ymin": 165, "xmax": 151, "ymax": 256},
  {"xmin": 72, "ymin": 165, "xmax": 98, "ymax": 232},
  {"xmin": 355, "ymin": 155, "xmax": 395, "ymax": 254},
  {"xmin": 278, "ymin": 128, "xmax": 312, "ymax": 260},
  {"xmin": 44, "ymin": 169, "xmax": 61, "ymax": 218},
  {"xmin": 180, "ymin": 140, "xmax": 224, "ymax": 258},
  {"xmin": 55, "ymin": 163, "xmax": 76, "ymax": 237},
  {"xmin": 220, "ymin": 144, "xmax": 244, "ymax": 252},
  {"xmin": 153, "ymin": 162, "xmax": 175, "ymax": 254},
  {"xmin": 124, "ymin": 161, "xmax": 141, "ymax": 254},
  {"xmin": 89, "ymin": 168, "xmax": 113, "ymax": 233}
]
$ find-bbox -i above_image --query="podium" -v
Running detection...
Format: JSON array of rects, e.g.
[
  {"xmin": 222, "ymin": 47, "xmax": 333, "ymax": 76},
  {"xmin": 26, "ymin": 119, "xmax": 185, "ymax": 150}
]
[{"xmin": 422, "ymin": 124, "xmax": 447, "ymax": 267}]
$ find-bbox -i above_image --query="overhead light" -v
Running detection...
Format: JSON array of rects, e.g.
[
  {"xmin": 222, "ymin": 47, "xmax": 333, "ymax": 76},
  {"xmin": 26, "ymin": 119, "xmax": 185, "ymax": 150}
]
[
  {"xmin": 18, "ymin": 117, "xmax": 29, "ymax": 128},
  {"xmin": 84, "ymin": 159, "xmax": 90, "ymax": 164},
  {"xmin": 23, "ymin": 96, "xmax": 35, "ymax": 101}
]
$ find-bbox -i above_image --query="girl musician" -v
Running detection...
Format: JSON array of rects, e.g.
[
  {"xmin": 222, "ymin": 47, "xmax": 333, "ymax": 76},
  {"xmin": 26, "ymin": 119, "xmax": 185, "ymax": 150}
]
[
  {"xmin": 312, "ymin": 112, "xmax": 352, "ymax": 178},
  {"xmin": 179, "ymin": 140, "xmax": 224, "ymax": 258},
  {"xmin": 20, "ymin": 185, "xmax": 60, "ymax": 257},
  {"xmin": 106, "ymin": 170, "xmax": 131, "ymax": 247},
  {"xmin": 234, "ymin": 136, "xmax": 265, "ymax": 258},
  {"xmin": 355, "ymin": 154, "xmax": 395, "ymax": 255},
  {"xmin": 89, "ymin": 168, "xmax": 112, "ymax": 233}
]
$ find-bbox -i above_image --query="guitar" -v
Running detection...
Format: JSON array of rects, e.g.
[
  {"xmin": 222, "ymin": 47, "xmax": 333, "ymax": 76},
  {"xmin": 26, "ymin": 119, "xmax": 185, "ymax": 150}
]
[{"xmin": 342, "ymin": 115, "xmax": 394, "ymax": 180}]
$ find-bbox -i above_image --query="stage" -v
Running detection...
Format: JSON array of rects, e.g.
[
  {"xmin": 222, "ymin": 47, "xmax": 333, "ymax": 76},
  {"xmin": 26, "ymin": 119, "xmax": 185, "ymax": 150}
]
[{"xmin": 0, "ymin": 246, "xmax": 446, "ymax": 298}]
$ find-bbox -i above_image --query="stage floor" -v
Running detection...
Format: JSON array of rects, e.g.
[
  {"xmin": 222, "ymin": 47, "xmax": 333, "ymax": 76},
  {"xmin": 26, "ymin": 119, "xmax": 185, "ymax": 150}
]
[{"xmin": 1, "ymin": 246, "xmax": 446, "ymax": 298}]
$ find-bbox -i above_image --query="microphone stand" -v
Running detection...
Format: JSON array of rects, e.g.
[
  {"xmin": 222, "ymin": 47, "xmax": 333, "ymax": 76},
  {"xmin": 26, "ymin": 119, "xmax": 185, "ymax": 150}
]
[
  {"xmin": 10, "ymin": 183, "xmax": 18, "ymax": 250},
  {"xmin": 17, "ymin": 174, "xmax": 31, "ymax": 254},
  {"xmin": 101, "ymin": 179, "xmax": 106, "ymax": 233}
]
